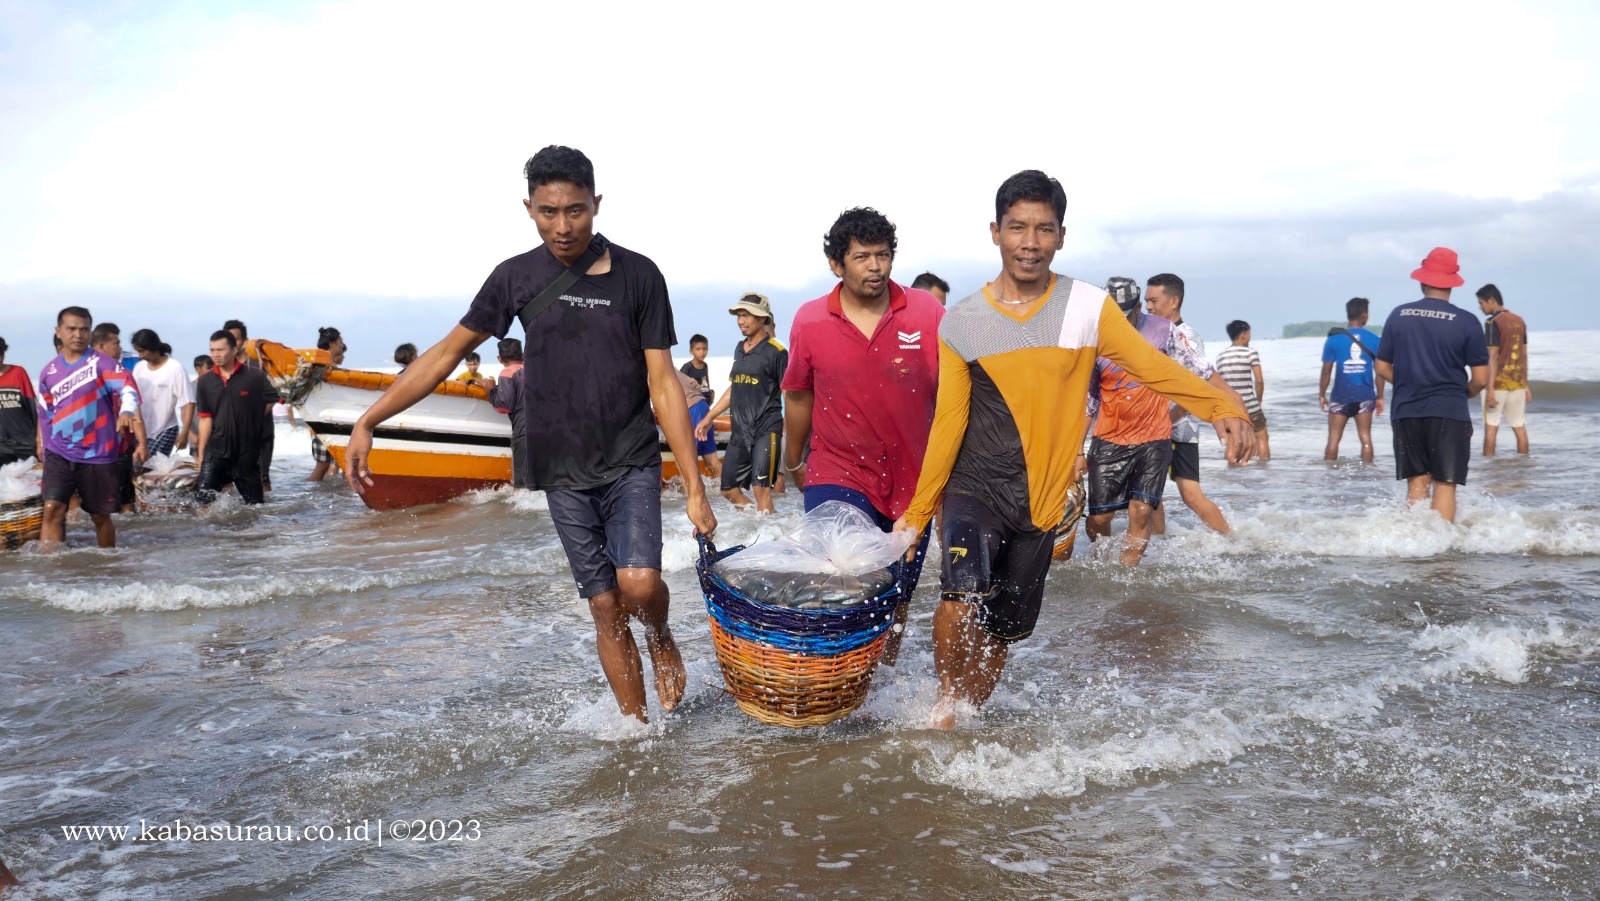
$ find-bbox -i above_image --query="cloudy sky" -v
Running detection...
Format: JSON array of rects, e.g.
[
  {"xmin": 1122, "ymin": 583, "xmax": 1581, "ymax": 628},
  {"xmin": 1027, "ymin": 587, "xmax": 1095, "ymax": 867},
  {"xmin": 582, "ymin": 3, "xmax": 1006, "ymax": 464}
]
[{"xmin": 3, "ymin": 0, "xmax": 1597, "ymax": 373}]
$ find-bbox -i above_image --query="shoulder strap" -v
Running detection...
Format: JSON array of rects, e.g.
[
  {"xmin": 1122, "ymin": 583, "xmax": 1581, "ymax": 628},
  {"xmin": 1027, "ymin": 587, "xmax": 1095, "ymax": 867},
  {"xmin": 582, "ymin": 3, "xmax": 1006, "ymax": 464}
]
[
  {"xmin": 1331, "ymin": 327, "xmax": 1378, "ymax": 359},
  {"xmin": 516, "ymin": 235, "xmax": 610, "ymax": 335}
]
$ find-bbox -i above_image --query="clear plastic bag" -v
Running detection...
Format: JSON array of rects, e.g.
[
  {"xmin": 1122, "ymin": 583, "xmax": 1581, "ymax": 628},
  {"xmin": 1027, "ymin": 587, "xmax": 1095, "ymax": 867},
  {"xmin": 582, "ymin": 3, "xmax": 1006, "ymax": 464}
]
[{"xmin": 713, "ymin": 501, "xmax": 913, "ymax": 609}]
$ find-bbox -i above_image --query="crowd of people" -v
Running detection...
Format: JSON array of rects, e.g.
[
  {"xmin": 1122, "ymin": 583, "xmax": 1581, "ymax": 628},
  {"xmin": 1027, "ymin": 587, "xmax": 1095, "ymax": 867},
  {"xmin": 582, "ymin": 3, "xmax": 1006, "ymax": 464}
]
[{"xmin": 0, "ymin": 143, "xmax": 1533, "ymax": 729}]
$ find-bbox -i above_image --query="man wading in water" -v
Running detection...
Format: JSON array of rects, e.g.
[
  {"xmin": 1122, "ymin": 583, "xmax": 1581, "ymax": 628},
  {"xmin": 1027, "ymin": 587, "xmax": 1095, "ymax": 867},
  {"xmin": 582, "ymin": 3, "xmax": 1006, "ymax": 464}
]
[
  {"xmin": 345, "ymin": 145, "xmax": 716, "ymax": 723},
  {"xmin": 894, "ymin": 170, "xmax": 1255, "ymax": 729}
]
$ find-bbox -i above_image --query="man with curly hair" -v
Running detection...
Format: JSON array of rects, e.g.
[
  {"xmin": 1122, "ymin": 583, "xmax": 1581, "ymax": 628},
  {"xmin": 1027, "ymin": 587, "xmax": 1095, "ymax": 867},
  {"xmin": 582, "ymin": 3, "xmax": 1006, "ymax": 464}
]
[{"xmin": 780, "ymin": 208, "xmax": 945, "ymax": 663}]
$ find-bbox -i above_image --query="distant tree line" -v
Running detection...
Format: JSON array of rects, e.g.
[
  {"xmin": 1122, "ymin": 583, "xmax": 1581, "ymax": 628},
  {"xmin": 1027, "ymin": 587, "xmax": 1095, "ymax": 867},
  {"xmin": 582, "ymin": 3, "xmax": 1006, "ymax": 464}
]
[{"xmin": 1282, "ymin": 320, "xmax": 1383, "ymax": 338}]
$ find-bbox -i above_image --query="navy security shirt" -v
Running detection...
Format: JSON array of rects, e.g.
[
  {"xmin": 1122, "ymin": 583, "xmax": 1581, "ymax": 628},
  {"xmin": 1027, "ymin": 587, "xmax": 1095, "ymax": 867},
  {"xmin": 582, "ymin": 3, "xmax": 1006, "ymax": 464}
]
[
  {"xmin": 1375, "ymin": 298, "xmax": 1489, "ymax": 422},
  {"xmin": 459, "ymin": 237, "xmax": 676, "ymax": 490}
]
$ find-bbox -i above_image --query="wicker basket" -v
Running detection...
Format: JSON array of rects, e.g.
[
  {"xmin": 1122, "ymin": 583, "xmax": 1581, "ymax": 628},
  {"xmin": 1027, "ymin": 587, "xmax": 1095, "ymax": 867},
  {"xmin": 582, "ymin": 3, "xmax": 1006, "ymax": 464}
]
[
  {"xmin": 696, "ymin": 536, "xmax": 903, "ymax": 728},
  {"xmin": 1, "ymin": 494, "xmax": 43, "ymax": 551}
]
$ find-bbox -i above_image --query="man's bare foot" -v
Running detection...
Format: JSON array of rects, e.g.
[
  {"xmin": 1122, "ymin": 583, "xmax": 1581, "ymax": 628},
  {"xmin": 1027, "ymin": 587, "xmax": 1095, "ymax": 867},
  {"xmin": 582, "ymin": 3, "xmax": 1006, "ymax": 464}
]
[
  {"xmin": 930, "ymin": 696, "xmax": 960, "ymax": 731},
  {"xmin": 644, "ymin": 629, "xmax": 686, "ymax": 711}
]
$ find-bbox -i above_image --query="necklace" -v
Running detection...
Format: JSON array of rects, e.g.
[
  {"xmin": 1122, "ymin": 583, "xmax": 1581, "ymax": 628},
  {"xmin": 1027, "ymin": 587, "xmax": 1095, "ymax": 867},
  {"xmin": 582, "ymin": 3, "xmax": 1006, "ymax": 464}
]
[{"xmin": 990, "ymin": 284, "xmax": 1045, "ymax": 306}]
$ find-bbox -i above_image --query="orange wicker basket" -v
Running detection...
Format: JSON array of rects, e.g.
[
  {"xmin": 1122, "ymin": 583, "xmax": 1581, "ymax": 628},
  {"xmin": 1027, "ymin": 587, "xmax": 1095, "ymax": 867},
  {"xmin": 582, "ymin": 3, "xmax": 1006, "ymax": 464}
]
[
  {"xmin": 1, "ymin": 494, "xmax": 43, "ymax": 550},
  {"xmin": 708, "ymin": 619, "xmax": 891, "ymax": 727},
  {"xmin": 696, "ymin": 535, "xmax": 903, "ymax": 728}
]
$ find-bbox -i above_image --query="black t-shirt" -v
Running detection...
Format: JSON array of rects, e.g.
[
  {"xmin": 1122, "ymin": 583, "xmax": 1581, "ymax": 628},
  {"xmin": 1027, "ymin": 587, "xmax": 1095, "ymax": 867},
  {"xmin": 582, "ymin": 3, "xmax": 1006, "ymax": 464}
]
[
  {"xmin": 196, "ymin": 364, "xmax": 280, "ymax": 458},
  {"xmin": 459, "ymin": 238, "xmax": 676, "ymax": 490},
  {"xmin": 679, "ymin": 360, "xmax": 713, "ymax": 405},
  {"xmin": 728, "ymin": 336, "xmax": 788, "ymax": 438}
]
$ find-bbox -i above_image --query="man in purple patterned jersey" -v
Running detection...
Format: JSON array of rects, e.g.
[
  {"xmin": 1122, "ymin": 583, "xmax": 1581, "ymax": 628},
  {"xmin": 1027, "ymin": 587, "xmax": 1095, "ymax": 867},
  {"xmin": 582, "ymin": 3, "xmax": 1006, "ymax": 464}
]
[{"xmin": 37, "ymin": 306, "xmax": 141, "ymax": 548}]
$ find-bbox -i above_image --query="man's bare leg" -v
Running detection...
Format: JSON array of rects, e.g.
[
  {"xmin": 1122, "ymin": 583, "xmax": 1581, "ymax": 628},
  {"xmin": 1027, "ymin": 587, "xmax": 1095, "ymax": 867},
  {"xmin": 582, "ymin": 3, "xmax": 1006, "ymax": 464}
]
[
  {"xmin": 309, "ymin": 460, "xmax": 332, "ymax": 482},
  {"xmin": 1354, "ymin": 412, "xmax": 1376, "ymax": 464},
  {"xmin": 700, "ymin": 453, "xmax": 721, "ymax": 479},
  {"xmin": 1430, "ymin": 481, "xmax": 1458, "ymax": 523},
  {"xmin": 91, "ymin": 512, "xmax": 115, "ymax": 548},
  {"xmin": 1483, "ymin": 424, "xmax": 1499, "ymax": 457},
  {"xmin": 1256, "ymin": 428, "xmax": 1271, "ymax": 461},
  {"xmin": 1405, "ymin": 474, "xmax": 1432, "ymax": 510},
  {"xmin": 1324, "ymin": 413, "xmax": 1348, "ymax": 460},
  {"xmin": 1122, "ymin": 500, "xmax": 1156, "ymax": 566},
  {"xmin": 1175, "ymin": 478, "xmax": 1230, "ymax": 535},
  {"xmin": 879, "ymin": 599, "xmax": 911, "ymax": 666},
  {"xmin": 586, "ymin": 587, "xmax": 649, "ymax": 721},
  {"xmin": 41, "ymin": 500, "xmax": 67, "ymax": 545},
  {"xmin": 1512, "ymin": 426, "xmax": 1529, "ymax": 455},
  {"xmin": 1150, "ymin": 503, "xmax": 1166, "ymax": 537},
  {"xmin": 931, "ymin": 598, "xmax": 1009, "ymax": 729},
  {"xmin": 1085, "ymin": 512, "xmax": 1113, "ymax": 543},
  {"xmin": 617, "ymin": 567, "xmax": 685, "ymax": 712},
  {"xmin": 721, "ymin": 487, "xmax": 754, "ymax": 508},
  {"xmin": 752, "ymin": 485, "xmax": 775, "ymax": 514}
]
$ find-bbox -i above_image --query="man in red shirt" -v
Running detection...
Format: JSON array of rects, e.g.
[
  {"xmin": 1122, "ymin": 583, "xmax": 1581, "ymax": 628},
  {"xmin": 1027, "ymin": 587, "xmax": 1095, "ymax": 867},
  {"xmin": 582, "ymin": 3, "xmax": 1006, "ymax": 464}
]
[
  {"xmin": 0, "ymin": 336, "xmax": 38, "ymax": 467},
  {"xmin": 781, "ymin": 207, "xmax": 945, "ymax": 662}
]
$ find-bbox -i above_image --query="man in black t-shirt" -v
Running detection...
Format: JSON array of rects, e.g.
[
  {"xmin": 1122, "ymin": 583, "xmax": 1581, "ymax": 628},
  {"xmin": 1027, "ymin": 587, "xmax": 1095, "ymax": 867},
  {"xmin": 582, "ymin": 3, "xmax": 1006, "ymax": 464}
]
[
  {"xmin": 196, "ymin": 330, "xmax": 279, "ymax": 505},
  {"xmin": 344, "ymin": 145, "xmax": 716, "ymax": 724},
  {"xmin": 695, "ymin": 293, "xmax": 787, "ymax": 513}
]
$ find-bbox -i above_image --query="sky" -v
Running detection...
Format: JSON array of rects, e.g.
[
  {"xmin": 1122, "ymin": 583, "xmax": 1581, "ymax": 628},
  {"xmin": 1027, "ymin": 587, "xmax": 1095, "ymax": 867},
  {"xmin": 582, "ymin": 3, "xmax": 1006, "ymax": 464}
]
[{"xmin": 2, "ymin": 0, "xmax": 1598, "ymax": 376}]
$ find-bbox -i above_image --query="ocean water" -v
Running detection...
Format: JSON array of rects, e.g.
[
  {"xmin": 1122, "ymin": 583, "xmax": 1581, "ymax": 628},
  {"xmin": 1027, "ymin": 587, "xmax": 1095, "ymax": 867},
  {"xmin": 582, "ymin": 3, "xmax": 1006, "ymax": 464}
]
[{"xmin": 1, "ymin": 331, "xmax": 1596, "ymax": 899}]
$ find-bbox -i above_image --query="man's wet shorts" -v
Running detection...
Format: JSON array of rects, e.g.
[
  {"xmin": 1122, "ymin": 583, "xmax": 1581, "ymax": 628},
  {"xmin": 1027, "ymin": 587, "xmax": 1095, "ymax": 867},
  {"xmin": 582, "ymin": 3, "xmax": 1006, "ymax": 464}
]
[
  {"xmin": 938, "ymin": 492, "xmax": 1057, "ymax": 642},
  {"xmin": 1169, "ymin": 441, "xmax": 1203, "ymax": 483},
  {"xmin": 721, "ymin": 430, "xmax": 780, "ymax": 491},
  {"xmin": 687, "ymin": 400, "xmax": 719, "ymax": 457},
  {"xmin": 1483, "ymin": 388, "xmax": 1527, "ymax": 428},
  {"xmin": 1331, "ymin": 400, "xmax": 1377, "ymax": 418},
  {"xmin": 1248, "ymin": 409, "xmax": 1268, "ymax": 432},
  {"xmin": 1393, "ymin": 416, "xmax": 1472, "ymax": 485},
  {"xmin": 42, "ymin": 452, "xmax": 120, "ymax": 515},
  {"xmin": 1087, "ymin": 437, "xmax": 1170, "ymax": 513},
  {"xmin": 546, "ymin": 464, "xmax": 664, "ymax": 598}
]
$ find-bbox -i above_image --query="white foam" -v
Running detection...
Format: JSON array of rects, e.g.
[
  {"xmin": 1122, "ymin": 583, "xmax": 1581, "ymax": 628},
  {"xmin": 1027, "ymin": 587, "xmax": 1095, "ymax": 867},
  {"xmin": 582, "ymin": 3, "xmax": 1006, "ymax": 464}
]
[
  {"xmin": 919, "ymin": 706, "xmax": 1256, "ymax": 801},
  {"xmin": 1164, "ymin": 500, "xmax": 1600, "ymax": 559},
  {"xmin": 1411, "ymin": 618, "xmax": 1586, "ymax": 684},
  {"xmin": 23, "ymin": 547, "xmax": 571, "ymax": 612}
]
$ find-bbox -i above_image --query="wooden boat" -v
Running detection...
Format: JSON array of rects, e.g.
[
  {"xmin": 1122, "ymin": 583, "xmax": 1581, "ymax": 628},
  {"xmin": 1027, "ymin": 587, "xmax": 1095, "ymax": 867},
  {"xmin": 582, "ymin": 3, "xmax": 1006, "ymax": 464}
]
[{"xmin": 252, "ymin": 340, "xmax": 729, "ymax": 511}]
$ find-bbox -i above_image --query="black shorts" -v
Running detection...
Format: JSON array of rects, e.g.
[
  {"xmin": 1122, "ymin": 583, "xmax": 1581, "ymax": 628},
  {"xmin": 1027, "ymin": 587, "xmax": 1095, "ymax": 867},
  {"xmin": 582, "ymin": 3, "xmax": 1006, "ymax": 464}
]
[
  {"xmin": 1393, "ymin": 417, "xmax": 1472, "ymax": 485},
  {"xmin": 546, "ymin": 464, "xmax": 664, "ymax": 598},
  {"xmin": 1169, "ymin": 441, "xmax": 1200, "ymax": 483},
  {"xmin": 1087, "ymin": 437, "xmax": 1169, "ymax": 514},
  {"xmin": 198, "ymin": 451, "xmax": 266, "ymax": 505},
  {"xmin": 1331, "ymin": 400, "xmax": 1376, "ymax": 418},
  {"xmin": 42, "ymin": 451, "xmax": 120, "ymax": 515},
  {"xmin": 938, "ymin": 493, "xmax": 1058, "ymax": 642},
  {"xmin": 722, "ymin": 430, "xmax": 780, "ymax": 491}
]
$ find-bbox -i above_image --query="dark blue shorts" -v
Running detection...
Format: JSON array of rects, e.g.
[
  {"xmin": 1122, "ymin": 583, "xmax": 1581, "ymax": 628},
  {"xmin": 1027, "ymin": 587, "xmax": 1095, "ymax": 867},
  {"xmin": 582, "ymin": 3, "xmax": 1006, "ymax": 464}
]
[
  {"xmin": 803, "ymin": 483, "xmax": 929, "ymax": 600},
  {"xmin": 687, "ymin": 400, "xmax": 718, "ymax": 457},
  {"xmin": 546, "ymin": 464, "xmax": 664, "ymax": 598},
  {"xmin": 938, "ymin": 492, "xmax": 1057, "ymax": 642}
]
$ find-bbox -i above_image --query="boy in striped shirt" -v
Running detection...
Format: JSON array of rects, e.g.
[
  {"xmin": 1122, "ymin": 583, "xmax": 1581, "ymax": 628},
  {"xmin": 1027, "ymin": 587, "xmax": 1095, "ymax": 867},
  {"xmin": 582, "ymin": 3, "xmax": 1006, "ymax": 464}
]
[{"xmin": 1215, "ymin": 320, "xmax": 1269, "ymax": 460}]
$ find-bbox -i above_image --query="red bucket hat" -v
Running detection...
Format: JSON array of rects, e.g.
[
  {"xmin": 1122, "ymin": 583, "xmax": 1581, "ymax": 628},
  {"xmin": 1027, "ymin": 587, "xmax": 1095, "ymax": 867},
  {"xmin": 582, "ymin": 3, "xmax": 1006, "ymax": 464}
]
[{"xmin": 1411, "ymin": 247, "xmax": 1465, "ymax": 289}]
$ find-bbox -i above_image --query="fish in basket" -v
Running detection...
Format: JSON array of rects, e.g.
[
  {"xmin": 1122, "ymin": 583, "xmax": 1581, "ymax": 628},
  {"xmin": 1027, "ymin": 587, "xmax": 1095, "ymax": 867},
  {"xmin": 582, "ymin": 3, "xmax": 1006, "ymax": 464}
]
[
  {"xmin": 0, "ymin": 460, "xmax": 43, "ymax": 551},
  {"xmin": 134, "ymin": 453, "xmax": 201, "ymax": 512},
  {"xmin": 694, "ymin": 502, "xmax": 912, "ymax": 728}
]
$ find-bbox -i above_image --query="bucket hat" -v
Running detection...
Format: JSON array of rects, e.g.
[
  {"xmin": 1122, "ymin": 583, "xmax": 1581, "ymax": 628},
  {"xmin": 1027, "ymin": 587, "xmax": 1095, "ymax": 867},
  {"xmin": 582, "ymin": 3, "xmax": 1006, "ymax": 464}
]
[
  {"xmin": 1411, "ymin": 247, "xmax": 1465, "ymax": 289},
  {"xmin": 728, "ymin": 292, "xmax": 774, "ymax": 321}
]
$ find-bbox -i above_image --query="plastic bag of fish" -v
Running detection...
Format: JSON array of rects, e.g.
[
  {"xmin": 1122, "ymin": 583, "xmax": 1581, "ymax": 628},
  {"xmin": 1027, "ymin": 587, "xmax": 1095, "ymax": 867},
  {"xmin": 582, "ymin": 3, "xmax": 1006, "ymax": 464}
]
[
  {"xmin": 712, "ymin": 501, "xmax": 915, "ymax": 609},
  {"xmin": 0, "ymin": 458, "xmax": 42, "ymax": 503},
  {"xmin": 134, "ymin": 452, "xmax": 200, "ymax": 510}
]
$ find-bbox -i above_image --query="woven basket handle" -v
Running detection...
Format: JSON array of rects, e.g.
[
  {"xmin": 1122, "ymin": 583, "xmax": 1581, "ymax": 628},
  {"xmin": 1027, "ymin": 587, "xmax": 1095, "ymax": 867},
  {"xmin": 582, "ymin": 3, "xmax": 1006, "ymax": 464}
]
[{"xmin": 695, "ymin": 531, "xmax": 718, "ymax": 562}]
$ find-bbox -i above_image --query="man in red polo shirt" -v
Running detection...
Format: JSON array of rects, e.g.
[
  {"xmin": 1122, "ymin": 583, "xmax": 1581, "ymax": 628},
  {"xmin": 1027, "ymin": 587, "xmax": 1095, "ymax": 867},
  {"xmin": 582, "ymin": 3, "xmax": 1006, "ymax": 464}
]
[{"xmin": 781, "ymin": 207, "xmax": 945, "ymax": 663}]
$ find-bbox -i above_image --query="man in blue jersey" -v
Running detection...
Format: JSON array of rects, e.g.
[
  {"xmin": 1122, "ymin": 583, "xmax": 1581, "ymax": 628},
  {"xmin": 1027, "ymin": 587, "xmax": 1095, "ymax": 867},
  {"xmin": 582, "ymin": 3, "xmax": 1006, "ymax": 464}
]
[
  {"xmin": 1375, "ymin": 248, "xmax": 1489, "ymax": 522},
  {"xmin": 1320, "ymin": 297, "xmax": 1386, "ymax": 463}
]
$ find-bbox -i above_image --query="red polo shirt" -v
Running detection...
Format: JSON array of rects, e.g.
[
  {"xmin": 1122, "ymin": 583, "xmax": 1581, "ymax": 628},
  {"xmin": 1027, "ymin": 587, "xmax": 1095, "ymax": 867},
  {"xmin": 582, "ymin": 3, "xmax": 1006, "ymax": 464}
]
[{"xmin": 782, "ymin": 280, "xmax": 944, "ymax": 519}]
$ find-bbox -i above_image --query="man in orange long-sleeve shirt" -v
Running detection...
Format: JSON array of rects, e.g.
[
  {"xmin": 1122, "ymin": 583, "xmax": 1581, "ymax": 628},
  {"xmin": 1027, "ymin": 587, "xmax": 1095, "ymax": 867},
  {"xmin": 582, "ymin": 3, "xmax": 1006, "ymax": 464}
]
[{"xmin": 893, "ymin": 170, "xmax": 1256, "ymax": 729}]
